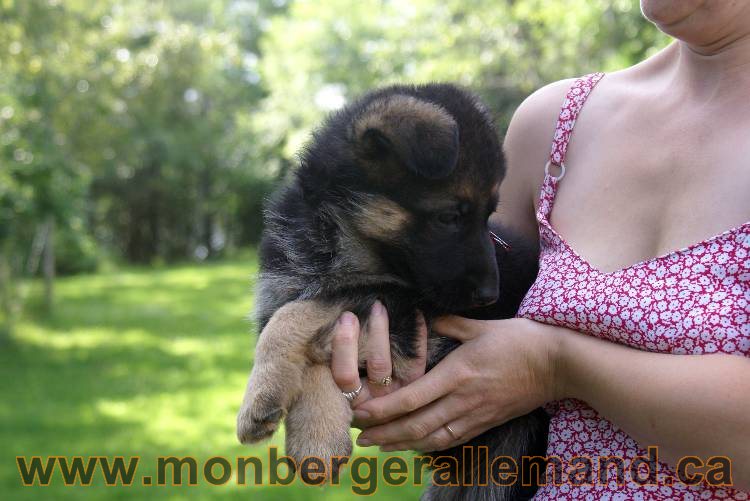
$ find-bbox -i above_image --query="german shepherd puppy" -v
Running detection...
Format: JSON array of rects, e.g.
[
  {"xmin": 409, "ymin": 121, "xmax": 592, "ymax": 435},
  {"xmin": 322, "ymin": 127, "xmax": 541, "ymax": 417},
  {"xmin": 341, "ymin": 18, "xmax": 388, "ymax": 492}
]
[{"xmin": 237, "ymin": 83, "xmax": 548, "ymax": 500}]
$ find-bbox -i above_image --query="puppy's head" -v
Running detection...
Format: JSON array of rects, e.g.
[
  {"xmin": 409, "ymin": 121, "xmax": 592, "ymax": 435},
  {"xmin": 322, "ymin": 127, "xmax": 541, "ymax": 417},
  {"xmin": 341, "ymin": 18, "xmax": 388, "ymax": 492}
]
[
  {"xmin": 302, "ymin": 84, "xmax": 504, "ymax": 311},
  {"xmin": 352, "ymin": 94, "xmax": 460, "ymax": 181}
]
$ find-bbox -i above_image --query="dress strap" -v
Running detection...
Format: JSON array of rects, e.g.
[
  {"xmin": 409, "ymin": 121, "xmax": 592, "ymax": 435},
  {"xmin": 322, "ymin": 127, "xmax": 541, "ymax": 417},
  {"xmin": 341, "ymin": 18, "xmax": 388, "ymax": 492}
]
[
  {"xmin": 548, "ymin": 72, "xmax": 606, "ymax": 170},
  {"xmin": 536, "ymin": 73, "xmax": 605, "ymax": 227}
]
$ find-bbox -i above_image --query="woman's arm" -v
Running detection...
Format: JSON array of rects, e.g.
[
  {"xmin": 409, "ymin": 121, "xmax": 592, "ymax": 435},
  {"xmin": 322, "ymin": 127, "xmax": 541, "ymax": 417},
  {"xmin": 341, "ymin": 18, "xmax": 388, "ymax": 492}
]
[
  {"xmin": 350, "ymin": 317, "xmax": 750, "ymax": 490},
  {"xmin": 492, "ymin": 77, "xmax": 576, "ymax": 243},
  {"xmin": 551, "ymin": 321, "xmax": 750, "ymax": 485}
]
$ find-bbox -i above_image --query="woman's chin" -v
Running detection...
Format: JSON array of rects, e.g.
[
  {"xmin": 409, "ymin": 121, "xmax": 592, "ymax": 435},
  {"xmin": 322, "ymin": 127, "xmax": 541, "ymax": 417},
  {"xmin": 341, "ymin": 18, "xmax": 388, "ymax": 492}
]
[{"xmin": 640, "ymin": 0, "xmax": 705, "ymax": 27}]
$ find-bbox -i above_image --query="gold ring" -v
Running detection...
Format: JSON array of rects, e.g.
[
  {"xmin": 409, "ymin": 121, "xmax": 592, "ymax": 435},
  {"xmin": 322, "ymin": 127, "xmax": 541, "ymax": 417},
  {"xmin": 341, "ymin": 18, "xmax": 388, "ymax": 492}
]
[
  {"xmin": 444, "ymin": 424, "xmax": 459, "ymax": 440},
  {"xmin": 368, "ymin": 375, "xmax": 392, "ymax": 386}
]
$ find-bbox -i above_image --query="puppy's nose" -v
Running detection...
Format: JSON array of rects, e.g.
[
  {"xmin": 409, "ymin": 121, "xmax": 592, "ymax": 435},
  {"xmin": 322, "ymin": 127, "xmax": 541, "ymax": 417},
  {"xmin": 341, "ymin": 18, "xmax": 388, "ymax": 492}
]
[{"xmin": 471, "ymin": 284, "xmax": 498, "ymax": 307}]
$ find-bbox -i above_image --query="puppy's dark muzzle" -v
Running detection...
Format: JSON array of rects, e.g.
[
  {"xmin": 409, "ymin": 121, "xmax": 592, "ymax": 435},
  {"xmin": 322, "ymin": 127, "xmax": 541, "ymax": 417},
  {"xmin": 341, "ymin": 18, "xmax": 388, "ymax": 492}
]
[{"xmin": 470, "ymin": 284, "xmax": 499, "ymax": 307}]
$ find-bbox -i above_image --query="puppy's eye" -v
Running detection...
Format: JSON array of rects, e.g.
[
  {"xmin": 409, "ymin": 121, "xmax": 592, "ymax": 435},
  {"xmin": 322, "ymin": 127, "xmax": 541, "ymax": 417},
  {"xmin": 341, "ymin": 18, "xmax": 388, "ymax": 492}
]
[{"xmin": 436, "ymin": 212, "xmax": 460, "ymax": 226}]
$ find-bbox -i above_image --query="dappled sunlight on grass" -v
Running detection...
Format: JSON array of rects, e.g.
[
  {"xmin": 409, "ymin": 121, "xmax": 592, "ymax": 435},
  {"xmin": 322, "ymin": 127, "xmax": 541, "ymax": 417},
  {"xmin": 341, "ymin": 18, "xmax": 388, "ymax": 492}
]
[{"xmin": 1, "ymin": 258, "xmax": 423, "ymax": 499}]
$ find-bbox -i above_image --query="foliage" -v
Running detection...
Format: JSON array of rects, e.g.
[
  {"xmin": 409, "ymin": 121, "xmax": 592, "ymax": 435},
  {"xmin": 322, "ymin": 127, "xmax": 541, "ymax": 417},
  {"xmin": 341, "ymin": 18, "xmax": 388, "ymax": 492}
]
[{"xmin": 257, "ymin": 0, "xmax": 668, "ymax": 160}]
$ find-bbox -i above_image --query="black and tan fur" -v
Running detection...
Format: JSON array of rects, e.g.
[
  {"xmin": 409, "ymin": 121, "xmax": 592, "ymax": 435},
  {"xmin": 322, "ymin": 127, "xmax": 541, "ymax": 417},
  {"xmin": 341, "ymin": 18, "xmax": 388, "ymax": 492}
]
[{"xmin": 237, "ymin": 83, "xmax": 548, "ymax": 500}]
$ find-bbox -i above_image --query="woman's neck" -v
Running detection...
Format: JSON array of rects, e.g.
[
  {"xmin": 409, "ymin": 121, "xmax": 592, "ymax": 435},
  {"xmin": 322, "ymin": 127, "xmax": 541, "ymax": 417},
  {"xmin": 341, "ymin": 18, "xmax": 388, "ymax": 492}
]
[{"xmin": 662, "ymin": 34, "xmax": 750, "ymax": 101}]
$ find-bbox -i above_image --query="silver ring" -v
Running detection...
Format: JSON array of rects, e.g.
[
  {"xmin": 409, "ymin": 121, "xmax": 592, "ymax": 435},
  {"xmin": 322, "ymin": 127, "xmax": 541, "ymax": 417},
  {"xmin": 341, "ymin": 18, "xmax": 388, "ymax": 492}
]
[
  {"xmin": 544, "ymin": 160, "xmax": 566, "ymax": 181},
  {"xmin": 444, "ymin": 424, "xmax": 459, "ymax": 441},
  {"xmin": 342, "ymin": 383, "xmax": 363, "ymax": 403}
]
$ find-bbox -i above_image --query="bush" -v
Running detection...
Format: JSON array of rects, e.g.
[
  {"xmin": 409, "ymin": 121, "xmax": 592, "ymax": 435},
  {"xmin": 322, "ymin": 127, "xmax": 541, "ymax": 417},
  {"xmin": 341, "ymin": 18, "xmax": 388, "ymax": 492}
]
[{"xmin": 54, "ymin": 226, "xmax": 101, "ymax": 276}]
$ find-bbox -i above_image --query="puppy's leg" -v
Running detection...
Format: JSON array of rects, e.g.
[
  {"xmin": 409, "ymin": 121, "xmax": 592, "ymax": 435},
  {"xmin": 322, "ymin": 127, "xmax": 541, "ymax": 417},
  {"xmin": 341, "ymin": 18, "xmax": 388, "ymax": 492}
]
[
  {"xmin": 284, "ymin": 364, "xmax": 353, "ymax": 478},
  {"xmin": 237, "ymin": 300, "xmax": 342, "ymax": 444}
]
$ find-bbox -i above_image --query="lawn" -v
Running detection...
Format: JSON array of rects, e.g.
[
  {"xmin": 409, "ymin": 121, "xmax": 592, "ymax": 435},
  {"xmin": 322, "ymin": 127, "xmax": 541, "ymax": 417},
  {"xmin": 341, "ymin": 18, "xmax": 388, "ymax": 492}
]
[{"xmin": 1, "ymin": 256, "xmax": 424, "ymax": 500}]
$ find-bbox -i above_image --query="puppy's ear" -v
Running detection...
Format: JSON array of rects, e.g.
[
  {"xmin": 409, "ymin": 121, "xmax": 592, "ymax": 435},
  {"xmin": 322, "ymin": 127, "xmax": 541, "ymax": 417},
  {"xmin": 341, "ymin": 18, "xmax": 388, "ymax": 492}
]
[{"xmin": 352, "ymin": 95, "xmax": 459, "ymax": 179}]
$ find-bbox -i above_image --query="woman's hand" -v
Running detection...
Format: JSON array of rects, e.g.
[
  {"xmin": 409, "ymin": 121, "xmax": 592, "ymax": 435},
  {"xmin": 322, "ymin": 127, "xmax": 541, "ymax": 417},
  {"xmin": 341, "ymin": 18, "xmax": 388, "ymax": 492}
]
[
  {"xmin": 330, "ymin": 301, "xmax": 429, "ymax": 427},
  {"xmin": 336, "ymin": 308, "xmax": 750, "ymax": 489},
  {"xmin": 348, "ymin": 315, "xmax": 560, "ymax": 452}
]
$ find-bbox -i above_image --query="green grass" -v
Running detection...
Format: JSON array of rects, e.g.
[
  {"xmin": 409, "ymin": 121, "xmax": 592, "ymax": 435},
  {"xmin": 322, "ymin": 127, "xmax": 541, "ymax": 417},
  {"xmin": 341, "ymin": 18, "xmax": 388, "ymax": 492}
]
[{"xmin": 1, "ymin": 256, "xmax": 424, "ymax": 499}]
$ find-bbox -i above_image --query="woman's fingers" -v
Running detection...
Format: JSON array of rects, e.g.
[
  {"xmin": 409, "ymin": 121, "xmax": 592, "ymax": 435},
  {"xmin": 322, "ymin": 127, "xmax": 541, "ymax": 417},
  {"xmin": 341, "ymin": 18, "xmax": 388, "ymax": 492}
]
[
  {"xmin": 380, "ymin": 420, "xmax": 485, "ymax": 453},
  {"xmin": 432, "ymin": 315, "xmax": 484, "ymax": 342},
  {"xmin": 400, "ymin": 310, "xmax": 428, "ymax": 385},
  {"xmin": 355, "ymin": 352, "xmax": 460, "ymax": 424},
  {"xmin": 331, "ymin": 312, "xmax": 368, "ymax": 407},
  {"xmin": 357, "ymin": 392, "xmax": 472, "ymax": 446},
  {"xmin": 364, "ymin": 301, "xmax": 393, "ymax": 397}
]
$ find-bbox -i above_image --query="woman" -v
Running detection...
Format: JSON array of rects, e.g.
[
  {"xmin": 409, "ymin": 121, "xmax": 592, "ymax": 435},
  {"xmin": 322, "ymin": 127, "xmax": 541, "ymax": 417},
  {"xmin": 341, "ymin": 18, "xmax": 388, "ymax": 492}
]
[{"xmin": 329, "ymin": 1, "xmax": 750, "ymax": 498}]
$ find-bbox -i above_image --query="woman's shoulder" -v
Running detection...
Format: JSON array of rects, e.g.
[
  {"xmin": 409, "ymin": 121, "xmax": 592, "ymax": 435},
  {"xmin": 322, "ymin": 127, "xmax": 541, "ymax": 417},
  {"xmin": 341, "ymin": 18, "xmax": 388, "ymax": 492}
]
[
  {"xmin": 516, "ymin": 77, "xmax": 579, "ymax": 120},
  {"xmin": 501, "ymin": 79, "xmax": 577, "ymax": 209},
  {"xmin": 504, "ymin": 78, "xmax": 576, "ymax": 156},
  {"xmin": 496, "ymin": 78, "xmax": 577, "ymax": 238},
  {"xmin": 505, "ymin": 44, "xmax": 672, "ymax": 164}
]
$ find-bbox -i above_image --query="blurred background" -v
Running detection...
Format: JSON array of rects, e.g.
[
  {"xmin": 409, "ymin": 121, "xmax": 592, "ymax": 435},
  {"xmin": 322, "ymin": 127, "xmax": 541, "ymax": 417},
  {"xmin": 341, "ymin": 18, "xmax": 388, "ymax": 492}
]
[{"xmin": 1, "ymin": 0, "xmax": 667, "ymax": 499}]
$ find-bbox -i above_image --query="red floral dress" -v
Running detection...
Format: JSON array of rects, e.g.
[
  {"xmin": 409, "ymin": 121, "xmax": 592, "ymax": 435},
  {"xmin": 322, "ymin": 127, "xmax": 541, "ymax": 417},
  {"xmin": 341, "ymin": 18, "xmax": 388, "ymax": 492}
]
[{"xmin": 517, "ymin": 73, "xmax": 750, "ymax": 500}]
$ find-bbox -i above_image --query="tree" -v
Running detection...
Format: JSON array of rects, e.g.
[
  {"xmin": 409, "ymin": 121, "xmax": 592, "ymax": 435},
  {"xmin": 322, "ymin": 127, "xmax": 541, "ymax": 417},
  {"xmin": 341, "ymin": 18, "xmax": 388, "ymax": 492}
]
[
  {"xmin": 0, "ymin": 0, "xmax": 104, "ymax": 327},
  {"xmin": 254, "ymin": 0, "xmax": 668, "ymax": 166}
]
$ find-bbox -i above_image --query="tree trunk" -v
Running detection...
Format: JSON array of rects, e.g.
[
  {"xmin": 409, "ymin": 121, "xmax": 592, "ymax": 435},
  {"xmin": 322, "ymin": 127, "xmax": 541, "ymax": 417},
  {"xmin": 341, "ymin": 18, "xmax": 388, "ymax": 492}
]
[
  {"xmin": 26, "ymin": 223, "xmax": 48, "ymax": 275},
  {"xmin": 43, "ymin": 216, "xmax": 55, "ymax": 313},
  {"xmin": 0, "ymin": 248, "xmax": 13, "ymax": 342}
]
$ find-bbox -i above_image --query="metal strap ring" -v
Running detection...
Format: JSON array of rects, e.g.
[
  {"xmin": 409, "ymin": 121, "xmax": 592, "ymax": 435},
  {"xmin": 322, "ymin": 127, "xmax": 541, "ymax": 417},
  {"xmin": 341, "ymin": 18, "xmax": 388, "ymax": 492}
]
[{"xmin": 544, "ymin": 160, "xmax": 566, "ymax": 181}]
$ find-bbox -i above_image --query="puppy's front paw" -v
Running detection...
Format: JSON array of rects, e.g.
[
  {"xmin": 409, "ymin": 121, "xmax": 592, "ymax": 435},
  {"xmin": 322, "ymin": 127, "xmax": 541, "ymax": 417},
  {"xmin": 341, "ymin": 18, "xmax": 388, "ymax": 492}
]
[
  {"xmin": 283, "ymin": 364, "xmax": 354, "ymax": 480},
  {"xmin": 285, "ymin": 417, "xmax": 353, "ymax": 462},
  {"xmin": 237, "ymin": 363, "xmax": 296, "ymax": 444},
  {"xmin": 237, "ymin": 346, "xmax": 305, "ymax": 444},
  {"xmin": 285, "ymin": 414, "xmax": 353, "ymax": 481},
  {"xmin": 237, "ymin": 394, "xmax": 285, "ymax": 444}
]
